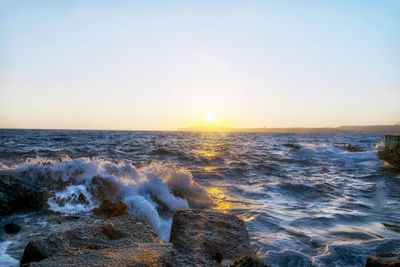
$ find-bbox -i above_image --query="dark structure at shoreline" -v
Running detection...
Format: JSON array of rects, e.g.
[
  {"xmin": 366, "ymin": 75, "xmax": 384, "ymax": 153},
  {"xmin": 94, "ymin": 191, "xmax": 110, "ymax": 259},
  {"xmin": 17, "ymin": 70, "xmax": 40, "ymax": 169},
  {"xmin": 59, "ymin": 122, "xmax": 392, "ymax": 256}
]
[{"xmin": 378, "ymin": 135, "xmax": 400, "ymax": 171}]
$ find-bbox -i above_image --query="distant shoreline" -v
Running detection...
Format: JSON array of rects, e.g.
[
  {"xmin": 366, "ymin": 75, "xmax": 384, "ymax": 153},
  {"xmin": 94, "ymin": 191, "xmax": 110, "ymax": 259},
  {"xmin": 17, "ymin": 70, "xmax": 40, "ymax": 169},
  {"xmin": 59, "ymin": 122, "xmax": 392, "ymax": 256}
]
[
  {"xmin": 0, "ymin": 124, "xmax": 398, "ymax": 134},
  {"xmin": 178, "ymin": 125, "xmax": 400, "ymax": 135}
]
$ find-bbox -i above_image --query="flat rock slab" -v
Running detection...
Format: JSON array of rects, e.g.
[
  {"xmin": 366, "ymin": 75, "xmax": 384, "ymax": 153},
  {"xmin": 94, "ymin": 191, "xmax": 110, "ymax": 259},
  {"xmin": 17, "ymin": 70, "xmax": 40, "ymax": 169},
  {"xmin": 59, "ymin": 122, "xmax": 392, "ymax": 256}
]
[
  {"xmin": 170, "ymin": 209, "xmax": 256, "ymax": 266},
  {"xmin": 21, "ymin": 214, "xmax": 159, "ymax": 266},
  {"xmin": 29, "ymin": 243, "xmax": 173, "ymax": 267}
]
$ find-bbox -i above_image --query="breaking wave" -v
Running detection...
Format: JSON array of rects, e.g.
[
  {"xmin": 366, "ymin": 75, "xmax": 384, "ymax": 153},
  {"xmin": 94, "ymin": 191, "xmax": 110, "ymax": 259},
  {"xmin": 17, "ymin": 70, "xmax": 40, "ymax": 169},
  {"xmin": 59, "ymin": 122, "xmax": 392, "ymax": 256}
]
[{"xmin": 1, "ymin": 157, "xmax": 213, "ymax": 241}]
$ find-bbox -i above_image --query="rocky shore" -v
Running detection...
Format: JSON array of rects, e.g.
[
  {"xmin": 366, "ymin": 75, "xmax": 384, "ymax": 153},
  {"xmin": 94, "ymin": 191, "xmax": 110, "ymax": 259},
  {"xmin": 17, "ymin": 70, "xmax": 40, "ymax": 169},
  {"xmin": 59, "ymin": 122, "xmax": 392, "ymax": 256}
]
[
  {"xmin": 1, "ymin": 174, "xmax": 399, "ymax": 266},
  {"xmin": 5, "ymin": 206, "xmax": 397, "ymax": 267},
  {"xmin": 17, "ymin": 207, "xmax": 267, "ymax": 267}
]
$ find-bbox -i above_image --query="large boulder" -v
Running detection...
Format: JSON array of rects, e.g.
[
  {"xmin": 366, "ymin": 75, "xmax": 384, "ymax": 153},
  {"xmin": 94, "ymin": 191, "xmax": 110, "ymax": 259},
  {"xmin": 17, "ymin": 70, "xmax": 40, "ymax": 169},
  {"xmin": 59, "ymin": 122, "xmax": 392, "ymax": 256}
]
[
  {"xmin": 28, "ymin": 243, "xmax": 173, "ymax": 267},
  {"xmin": 20, "ymin": 214, "xmax": 162, "ymax": 266},
  {"xmin": 0, "ymin": 173, "xmax": 45, "ymax": 216},
  {"xmin": 365, "ymin": 253, "xmax": 400, "ymax": 267},
  {"xmin": 170, "ymin": 209, "xmax": 256, "ymax": 266}
]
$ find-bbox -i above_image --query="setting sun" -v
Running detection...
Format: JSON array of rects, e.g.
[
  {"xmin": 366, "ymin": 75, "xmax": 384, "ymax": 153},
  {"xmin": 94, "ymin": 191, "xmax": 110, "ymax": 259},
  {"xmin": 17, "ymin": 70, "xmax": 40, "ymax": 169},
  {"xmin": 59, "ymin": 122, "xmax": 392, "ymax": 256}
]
[{"xmin": 205, "ymin": 113, "xmax": 216, "ymax": 123}]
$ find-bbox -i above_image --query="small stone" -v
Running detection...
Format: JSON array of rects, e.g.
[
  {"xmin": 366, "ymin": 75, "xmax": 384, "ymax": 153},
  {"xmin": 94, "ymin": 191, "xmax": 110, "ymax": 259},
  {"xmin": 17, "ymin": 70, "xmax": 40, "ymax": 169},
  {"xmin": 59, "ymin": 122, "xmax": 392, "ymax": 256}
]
[
  {"xmin": 101, "ymin": 224, "xmax": 124, "ymax": 240},
  {"xmin": 64, "ymin": 215, "xmax": 79, "ymax": 220},
  {"xmin": 93, "ymin": 200, "xmax": 127, "ymax": 218},
  {"xmin": 4, "ymin": 222, "xmax": 21, "ymax": 234}
]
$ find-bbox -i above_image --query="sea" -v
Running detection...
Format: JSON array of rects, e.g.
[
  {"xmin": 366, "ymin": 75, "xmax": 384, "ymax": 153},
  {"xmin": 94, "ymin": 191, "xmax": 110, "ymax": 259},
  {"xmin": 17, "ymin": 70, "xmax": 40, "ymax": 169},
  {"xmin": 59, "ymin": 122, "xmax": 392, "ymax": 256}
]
[{"xmin": 0, "ymin": 129, "xmax": 399, "ymax": 267}]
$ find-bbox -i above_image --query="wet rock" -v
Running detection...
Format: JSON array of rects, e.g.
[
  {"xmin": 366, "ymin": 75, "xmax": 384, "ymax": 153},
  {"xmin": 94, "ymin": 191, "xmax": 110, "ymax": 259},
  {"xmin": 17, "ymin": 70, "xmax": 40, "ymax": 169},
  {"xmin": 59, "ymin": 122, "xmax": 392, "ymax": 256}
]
[
  {"xmin": 29, "ymin": 243, "xmax": 173, "ymax": 267},
  {"xmin": 153, "ymin": 147, "xmax": 170, "ymax": 155},
  {"xmin": 20, "ymin": 214, "xmax": 159, "ymax": 266},
  {"xmin": 170, "ymin": 209, "xmax": 256, "ymax": 266},
  {"xmin": 365, "ymin": 253, "xmax": 400, "ymax": 267},
  {"xmin": 230, "ymin": 256, "xmax": 269, "ymax": 267},
  {"xmin": 334, "ymin": 144, "xmax": 363, "ymax": 152},
  {"xmin": 21, "ymin": 241, "xmax": 48, "ymax": 265},
  {"xmin": 4, "ymin": 222, "xmax": 21, "ymax": 234},
  {"xmin": 0, "ymin": 173, "xmax": 45, "ymax": 216},
  {"xmin": 382, "ymin": 223, "xmax": 400, "ymax": 233},
  {"xmin": 63, "ymin": 215, "xmax": 80, "ymax": 220},
  {"xmin": 100, "ymin": 224, "xmax": 124, "ymax": 240},
  {"xmin": 93, "ymin": 200, "xmax": 127, "ymax": 218},
  {"xmin": 285, "ymin": 143, "xmax": 302, "ymax": 150},
  {"xmin": 88, "ymin": 175, "xmax": 118, "ymax": 202},
  {"xmin": 378, "ymin": 150, "xmax": 400, "ymax": 172}
]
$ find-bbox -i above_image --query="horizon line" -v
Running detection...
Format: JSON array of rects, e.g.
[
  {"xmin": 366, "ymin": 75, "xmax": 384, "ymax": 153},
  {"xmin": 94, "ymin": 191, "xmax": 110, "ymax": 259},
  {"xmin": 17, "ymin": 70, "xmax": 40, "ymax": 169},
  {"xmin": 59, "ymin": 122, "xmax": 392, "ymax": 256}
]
[{"xmin": 0, "ymin": 123, "xmax": 399, "ymax": 133}]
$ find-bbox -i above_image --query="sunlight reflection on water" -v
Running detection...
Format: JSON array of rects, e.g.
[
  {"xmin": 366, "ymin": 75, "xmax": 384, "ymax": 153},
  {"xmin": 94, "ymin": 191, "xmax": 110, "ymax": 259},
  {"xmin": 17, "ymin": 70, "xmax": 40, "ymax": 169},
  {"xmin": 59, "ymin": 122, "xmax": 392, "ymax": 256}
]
[{"xmin": 206, "ymin": 187, "xmax": 232, "ymax": 213}]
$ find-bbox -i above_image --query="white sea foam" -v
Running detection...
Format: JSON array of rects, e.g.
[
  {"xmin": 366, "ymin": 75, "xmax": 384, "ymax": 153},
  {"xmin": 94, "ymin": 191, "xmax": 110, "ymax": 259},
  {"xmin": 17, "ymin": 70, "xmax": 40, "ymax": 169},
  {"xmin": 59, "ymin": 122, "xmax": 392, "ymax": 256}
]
[
  {"xmin": 299, "ymin": 142, "xmax": 338, "ymax": 152},
  {"xmin": 48, "ymin": 184, "xmax": 97, "ymax": 215},
  {"xmin": 124, "ymin": 195, "xmax": 174, "ymax": 241},
  {"xmin": 375, "ymin": 141, "xmax": 385, "ymax": 150},
  {"xmin": 3, "ymin": 158, "xmax": 212, "ymax": 241},
  {"xmin": 0, "ymin": 241, "xmax": 19, "ymax": 267}
]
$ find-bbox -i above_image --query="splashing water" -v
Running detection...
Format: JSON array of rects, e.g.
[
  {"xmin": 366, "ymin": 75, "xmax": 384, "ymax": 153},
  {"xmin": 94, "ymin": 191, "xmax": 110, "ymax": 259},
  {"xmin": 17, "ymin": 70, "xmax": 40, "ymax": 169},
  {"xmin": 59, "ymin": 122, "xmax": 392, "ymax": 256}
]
[{"xmin": 2, "ymin": 157, "xmax": 212, "ymax": 241}]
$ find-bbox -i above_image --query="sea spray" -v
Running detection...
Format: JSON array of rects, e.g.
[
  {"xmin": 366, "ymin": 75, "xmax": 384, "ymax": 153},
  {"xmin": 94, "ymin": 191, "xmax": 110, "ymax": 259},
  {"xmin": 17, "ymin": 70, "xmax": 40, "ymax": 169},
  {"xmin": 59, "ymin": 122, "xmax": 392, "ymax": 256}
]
[
  {"xmin": 47, "ymin": 185, "xmax": 97, "ymax": 215},
  {"xmin": 1, "ymin": 157, "xmax": 212, "ymax": 241}
]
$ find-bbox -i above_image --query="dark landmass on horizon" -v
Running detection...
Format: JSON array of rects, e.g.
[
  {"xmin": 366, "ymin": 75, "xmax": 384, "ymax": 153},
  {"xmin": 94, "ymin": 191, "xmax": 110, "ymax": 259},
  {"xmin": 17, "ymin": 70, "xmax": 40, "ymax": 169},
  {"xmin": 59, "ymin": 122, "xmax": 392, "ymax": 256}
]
[{"xmin": 178, "ymin": 124, "xmax": 400, "ymax": 134}]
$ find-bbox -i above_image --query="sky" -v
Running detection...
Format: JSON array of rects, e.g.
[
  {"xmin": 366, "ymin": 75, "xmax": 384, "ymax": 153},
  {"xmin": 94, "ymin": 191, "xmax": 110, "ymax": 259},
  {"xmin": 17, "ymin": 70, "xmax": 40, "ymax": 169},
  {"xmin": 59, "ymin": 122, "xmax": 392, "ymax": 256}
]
[{"xmin": 1, "ymin": 0, "xmax": 399, "ymax": 130}]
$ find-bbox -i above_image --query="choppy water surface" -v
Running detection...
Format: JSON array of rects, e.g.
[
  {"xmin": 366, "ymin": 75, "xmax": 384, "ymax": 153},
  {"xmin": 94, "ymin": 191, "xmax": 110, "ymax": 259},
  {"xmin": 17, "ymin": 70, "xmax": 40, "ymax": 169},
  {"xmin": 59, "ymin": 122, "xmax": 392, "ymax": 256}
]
[{"xmin": 1, "ymin": 130, "xmax": 400, "ymax": 266}]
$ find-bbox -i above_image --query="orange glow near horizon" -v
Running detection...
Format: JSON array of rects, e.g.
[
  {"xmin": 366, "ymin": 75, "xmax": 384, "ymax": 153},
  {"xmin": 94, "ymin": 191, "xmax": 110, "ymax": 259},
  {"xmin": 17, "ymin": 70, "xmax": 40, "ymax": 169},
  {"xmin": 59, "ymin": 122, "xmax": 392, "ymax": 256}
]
[{"xmin": 181, "ymin": 112, "xmax": 233, "ymax": 132}]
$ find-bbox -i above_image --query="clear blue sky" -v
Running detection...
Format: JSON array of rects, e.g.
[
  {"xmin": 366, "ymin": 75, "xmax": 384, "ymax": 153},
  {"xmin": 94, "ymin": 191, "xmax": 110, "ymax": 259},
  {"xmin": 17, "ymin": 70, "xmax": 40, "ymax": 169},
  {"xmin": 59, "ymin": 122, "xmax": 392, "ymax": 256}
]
[{"xmin": 1, "ymin": 0, "xmax": 399, "ymax": 130}]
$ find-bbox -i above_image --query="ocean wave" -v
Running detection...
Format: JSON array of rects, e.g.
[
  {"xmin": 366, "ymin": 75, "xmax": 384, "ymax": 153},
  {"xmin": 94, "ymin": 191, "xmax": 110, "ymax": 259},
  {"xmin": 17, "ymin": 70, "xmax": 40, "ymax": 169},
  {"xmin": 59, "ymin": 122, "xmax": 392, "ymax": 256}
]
[
  {"xmin": 0, "ymin": 157, "xmax": 212, "ymax": 241},
  {"xmin": 299, "ymin": 143, "xmax": 348, "ymax": 154},
  {"xmin": 263, "ymin": 248, "xmax": 314, "ymax": 267},
  {"xmin": 277, "ymin": 181, "xmax": 336, "ymax": 201},
  {"xmin": 312, "ymin": 238, "xmax": 400, "ymax": 266}
]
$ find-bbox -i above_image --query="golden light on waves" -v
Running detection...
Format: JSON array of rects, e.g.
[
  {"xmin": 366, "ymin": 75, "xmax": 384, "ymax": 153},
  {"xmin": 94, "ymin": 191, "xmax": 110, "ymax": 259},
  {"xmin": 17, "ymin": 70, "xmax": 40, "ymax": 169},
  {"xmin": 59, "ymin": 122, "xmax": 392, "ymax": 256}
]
[{"xmin": 206, "ymin": 187, "xmax": 232, "ymax": 213}]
